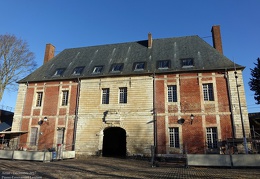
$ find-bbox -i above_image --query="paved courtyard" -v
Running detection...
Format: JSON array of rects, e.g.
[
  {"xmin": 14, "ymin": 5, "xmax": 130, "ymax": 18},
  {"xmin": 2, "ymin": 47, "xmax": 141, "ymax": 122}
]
[{"xmin": 0, "ymin": 157, "xmax": 259, "ymax": 179}]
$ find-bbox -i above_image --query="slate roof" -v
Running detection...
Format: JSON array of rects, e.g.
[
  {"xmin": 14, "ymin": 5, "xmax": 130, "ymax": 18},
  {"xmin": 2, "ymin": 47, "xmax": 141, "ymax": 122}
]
[
  {"xmin": 19, "ymin": 35, "xmax": 244, "ymax": 83},
  {"xmin": 0, "ymin": 122, "xmax": 11, "ymax": 132}
]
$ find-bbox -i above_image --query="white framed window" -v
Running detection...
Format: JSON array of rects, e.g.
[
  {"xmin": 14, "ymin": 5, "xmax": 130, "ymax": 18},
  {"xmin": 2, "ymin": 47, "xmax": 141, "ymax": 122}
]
[
  {"xmin": 203, "ymin": 83, "xmax": 214, "ymax": 101},
  {"xmin": 206, "ymin": 127, "xmax": 218, "ymax": 149},
  {"xmin": 119, "ymin": 87, "xmax": 127, "ymax": 103},
  {"xmin": 169, "ymin": 127, "xmax": 180, "ymax": 148},
  {"xmin": 168, "ymin": 85, "xmax": 177, "ymax": 102},
  {"xmin": 30, "ymin": 127, "xmax": 38, "ymax": 146},
  {"xmin": 102, "ymin": 88, "xmax": 110, "ymax": 104},
  {"xmin": 61, "ymin": 90, "xmax": 69, "ymax": 106},
  {"xmin": 36, "ymin": 92, "xmax": 43, "ymax": 107}
]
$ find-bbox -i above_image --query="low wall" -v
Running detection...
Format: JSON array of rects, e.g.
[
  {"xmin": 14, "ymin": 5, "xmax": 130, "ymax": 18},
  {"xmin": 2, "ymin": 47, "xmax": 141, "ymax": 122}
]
[
  {"xmin": 187, "ymin": 154, "xmax": 260, "ymax": 167},
  {"xmin": 0, "ymin": 150, "xmax": 75, "ymax": 161},
  {"xmin": 232, "ymin": 154, "xmax": 260, "ymax": 167}
]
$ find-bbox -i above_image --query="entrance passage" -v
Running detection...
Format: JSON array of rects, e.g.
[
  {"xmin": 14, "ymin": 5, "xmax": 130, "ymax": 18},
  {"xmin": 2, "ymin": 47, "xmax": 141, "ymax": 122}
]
[{"xmin": 102, "ymin": 127, "xmax": 126, "ymax": 157}]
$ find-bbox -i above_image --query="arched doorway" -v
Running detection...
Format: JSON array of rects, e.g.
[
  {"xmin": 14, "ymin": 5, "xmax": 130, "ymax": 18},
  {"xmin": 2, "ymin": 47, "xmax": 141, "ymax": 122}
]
[{"xmin": 102, "ymin": 127, "xmax": 126, "ymax": 157}]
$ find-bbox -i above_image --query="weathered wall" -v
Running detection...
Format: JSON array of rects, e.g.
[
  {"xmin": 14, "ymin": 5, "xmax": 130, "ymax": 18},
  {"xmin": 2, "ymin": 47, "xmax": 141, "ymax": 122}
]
[
  {"xmin": 75, "ymin": 76, "xmax": 154, "ymax": 156},
  {"xmin": 13, "ymin": 81, "xmax": 78, "ymax": 150}
]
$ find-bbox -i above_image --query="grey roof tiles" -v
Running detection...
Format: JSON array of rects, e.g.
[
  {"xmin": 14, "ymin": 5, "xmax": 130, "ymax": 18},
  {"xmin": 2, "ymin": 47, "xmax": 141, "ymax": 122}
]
[{"xmin": 19, "ymin": 35, "xmax": 244, "ymax": 83}]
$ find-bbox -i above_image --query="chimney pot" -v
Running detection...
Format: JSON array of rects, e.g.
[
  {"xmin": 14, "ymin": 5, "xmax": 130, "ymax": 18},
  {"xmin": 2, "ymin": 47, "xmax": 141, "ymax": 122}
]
[
  {"xmin": 148, "ymin": 32, "xmax": 152, "ymax": 48},
  {"xmin": 211, "ymin": 25, "xmax": 223, "ymax": 54},
  {"xmin": 43, "ymin": 44, "xmax": 55, "ymax": 64}
]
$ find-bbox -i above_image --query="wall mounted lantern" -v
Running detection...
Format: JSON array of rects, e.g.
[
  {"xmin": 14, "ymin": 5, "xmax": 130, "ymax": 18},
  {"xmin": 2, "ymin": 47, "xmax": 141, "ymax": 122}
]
[
  {"xmin": 38, "ymin": 117, "xmax": 48, "ymax": 125},
  {"xmin": 190, "ymin": 114, "xmax": 194, "ymax": 125},
  {"xmin": 43, "ymin": 117, "xmax": 48, "ymax": 122}
]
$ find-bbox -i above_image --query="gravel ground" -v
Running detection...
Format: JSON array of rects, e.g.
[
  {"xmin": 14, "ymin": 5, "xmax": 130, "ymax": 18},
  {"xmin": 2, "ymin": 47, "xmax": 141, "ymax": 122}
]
[{"xmin": 0, "ymin": 157, "xmax": 260, "ymax": 179}]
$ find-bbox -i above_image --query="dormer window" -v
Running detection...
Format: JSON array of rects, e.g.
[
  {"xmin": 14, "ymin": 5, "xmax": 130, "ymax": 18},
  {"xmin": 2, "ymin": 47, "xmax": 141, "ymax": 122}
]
[
  {"xmin": 53, "ymin": 68, "xmax": 65, "ymax": 77},
  {"xmin": 72, "ymin": 66, "xmax": 85, "ymax": 75},
  {"xmin": 158, "ymin": 60, "xmax": 170, "ymax": 69},
  {"xmin": 133, "ymin": 62, "xmax": 145, "ymax": 71},
  {"xmin": 181, "ymin": 58, "xmax": 194, "ymax": 68},
  {"xmin": 111, "ymin": 63, "xmax": 123, "ymax": 72},
  {"xmin": 92, "ymin": 66, "xmax": 103, "ymax": 74}
]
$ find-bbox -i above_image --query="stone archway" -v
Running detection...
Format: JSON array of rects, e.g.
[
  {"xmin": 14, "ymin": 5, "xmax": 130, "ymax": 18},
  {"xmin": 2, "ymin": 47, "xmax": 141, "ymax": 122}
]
[{"xmin": 102, "ymin": 127, "xmax": 126, "ymax": 157}]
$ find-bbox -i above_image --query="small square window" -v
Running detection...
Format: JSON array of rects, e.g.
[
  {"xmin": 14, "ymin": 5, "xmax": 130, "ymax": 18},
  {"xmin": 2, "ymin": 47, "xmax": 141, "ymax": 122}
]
[
  {"xmin": 73, "ymin": 66, "xmax": 84, "ymax": 75},
  {"xmin": 111, "ymin": 63, "xmax": 123, "ymax": 72},
  {"xmin": 158, "ymin": 60, "xmax": 170, "ymax": 69},
  {"xmin": 92, "ymin": 66, "xmax": 103, "ymax": 74},
  {"xmin": 53, "ymin": 68, "xmax": 65, "ymax": 76},
  {"xmin": 181, "ymin": 58, "xmax": 194, "ymax": 67},
  {"xmin": 133, "ymin": 62, "xmax": 145, "ymax": 71}
]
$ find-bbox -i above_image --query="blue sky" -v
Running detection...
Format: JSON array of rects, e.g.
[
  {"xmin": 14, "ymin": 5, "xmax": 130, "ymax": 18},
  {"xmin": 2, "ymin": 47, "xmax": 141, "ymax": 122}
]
[{"xmin": 0, "ymin": 0, "xmax": 259, "ymax": 113}]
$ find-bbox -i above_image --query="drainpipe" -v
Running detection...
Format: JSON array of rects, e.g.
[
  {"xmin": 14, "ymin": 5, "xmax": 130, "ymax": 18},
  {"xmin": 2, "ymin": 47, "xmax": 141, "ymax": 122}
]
[
  {"xmin": 234, "ymin": 70, "xmax": 248, "ymax": 154},
  {"xmin": 72, "ymin": 78, "xmax": 81, "ymax": 151},
  {"xmin": 151, "ymin": 73, "xmax": 157, "ymax": 167}
]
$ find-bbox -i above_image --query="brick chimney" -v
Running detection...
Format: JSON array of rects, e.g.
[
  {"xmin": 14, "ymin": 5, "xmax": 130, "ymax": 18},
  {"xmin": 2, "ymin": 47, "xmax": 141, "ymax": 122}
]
[
  {"xmin": 148, "ymin": 32, "xmax": 152, "ymax": 48},
  {"xmin": 211, "ymin": 25, "xmax": 223, "ymax": 54},
  {"xmin": 43, "ymin": 44, "xmax": 55, "ymax": 64}
]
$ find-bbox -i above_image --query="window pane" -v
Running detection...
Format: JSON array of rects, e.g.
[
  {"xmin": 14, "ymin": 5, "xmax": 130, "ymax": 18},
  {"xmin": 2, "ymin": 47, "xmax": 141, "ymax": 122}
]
[
  {"xmin": 169, "ymin": 127, "xmax": 180, "ymax": 148},
  {"xmin": 111, "ymin": 64, "xmax": 123, "ymax": 72},
  {"xmin": 36, "ymin": 92, "xmax": 43, "ymax": 107},
  {"xmin": 206, "ymin": 127, "xmax": 218, "ymax": 148},
  {"xmin": 119, "ymin": 87, "xmax": 127, "ymax": 103},
  {"xmin": 158, "ymin": 60, "xmax": 170, "ymax": 69},
  {"xmin": 102, "ymin": 88, "xmax": 109, "ymax": 104},
  {"xmin": 203, "ymin": 83, "xmax": 214, "ymax": 101},
  {"xmin": 134, "ymin": 62, "xmax": 145, "ymax": 71},
  {"xmin": 53, "ymin": 68, "xmax": 65, "ymax": 76},
  {"xmin": 62, "ymin": 91, "xmax": 69, "ymax": 106},
  {"xmin": 73, "ymin": 66, "xmax": 84, "ymax": 75},
  {"xmin": 92, "ymin": 66, "xmax": 103, "ymax": 74},
  {"xmin": 181, "ymin": 58, "xmax": 194, "ymax": 67},
  {"xmin": 168, "ymin": 85, "xmax": 177, "ymax": 102},
  {"xmin": 30, "ymin": 127, "xmax": 38, "ymax": 146}
]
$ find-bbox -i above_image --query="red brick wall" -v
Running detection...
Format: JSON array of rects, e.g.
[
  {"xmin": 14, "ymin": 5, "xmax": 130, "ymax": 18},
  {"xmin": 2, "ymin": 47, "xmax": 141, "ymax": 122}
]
[
  {"xmin": 19, "ymin": 81, "xmax": 78, "ymax": 150},
  {"xmin": 155, "ymin": 72, "xmax": 232, "ymax": 154}
]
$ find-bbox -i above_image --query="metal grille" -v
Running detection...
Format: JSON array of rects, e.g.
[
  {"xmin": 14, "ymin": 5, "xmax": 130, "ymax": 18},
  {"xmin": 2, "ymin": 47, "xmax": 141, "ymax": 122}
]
[{"xmin": 30, "ymin": 127, "xmax": 38, "ymax": 146}]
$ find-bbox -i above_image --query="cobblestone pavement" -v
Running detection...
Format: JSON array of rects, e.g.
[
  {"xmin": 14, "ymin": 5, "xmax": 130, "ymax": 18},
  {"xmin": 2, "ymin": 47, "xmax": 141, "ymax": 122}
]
[{"xmin": 0, "ymin": 157, "xmax": 260, "ymax": 179}]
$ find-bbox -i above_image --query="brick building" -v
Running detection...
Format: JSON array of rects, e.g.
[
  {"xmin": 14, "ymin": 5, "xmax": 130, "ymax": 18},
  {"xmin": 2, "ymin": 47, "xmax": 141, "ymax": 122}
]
[{"xmin": 12, "ymin": 25, "xmax": 250, "ymax": 156}]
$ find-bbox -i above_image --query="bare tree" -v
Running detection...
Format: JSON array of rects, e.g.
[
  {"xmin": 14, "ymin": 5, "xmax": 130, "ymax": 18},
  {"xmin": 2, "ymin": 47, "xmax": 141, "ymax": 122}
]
[{"xmin": 0, "ymin": 34, "xmax": 36, "ymax": 101}]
